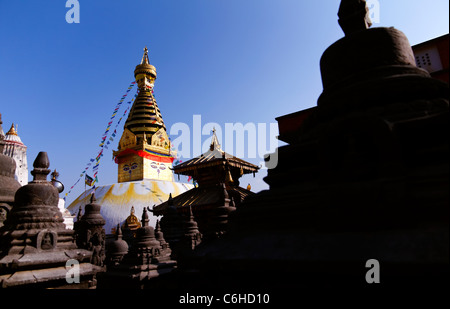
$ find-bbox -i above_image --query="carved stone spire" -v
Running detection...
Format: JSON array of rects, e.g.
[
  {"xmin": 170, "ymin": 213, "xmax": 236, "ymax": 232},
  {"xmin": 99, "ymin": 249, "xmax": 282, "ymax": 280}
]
[
  {"xmin": 181, "ymin": 206, "xmax": 202, "ymax": 251},
  {"xmin": 77, "ymin": 206, "xmax": 83, "ymax": 221},
  {"xmin": 134, "ymin": 208, "xmax": 160, "ymax": 249},
  {"xmin": 155, "ymin": 219, "xmax": 168, "ymax": 248},
  {"xmin": 141, "ymin": 206, "xmax": 150, "ymax": 227},
  {"xmin": 74, "ymin": 192, "xmax": 106, "ymax": 266},
  {"xmin": 30, "ymin": 151, "xmax": 51, "ymax": 182},
  {"xmin": 105, "ymin": 224, "xmax": 129, "ymax": 267}
]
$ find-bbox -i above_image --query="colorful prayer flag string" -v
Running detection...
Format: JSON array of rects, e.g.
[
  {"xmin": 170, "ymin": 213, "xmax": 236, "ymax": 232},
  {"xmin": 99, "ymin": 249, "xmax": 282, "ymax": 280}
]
[{"xmin": 64, "ymin": 81, "xmax": 137, "ymax": 201}]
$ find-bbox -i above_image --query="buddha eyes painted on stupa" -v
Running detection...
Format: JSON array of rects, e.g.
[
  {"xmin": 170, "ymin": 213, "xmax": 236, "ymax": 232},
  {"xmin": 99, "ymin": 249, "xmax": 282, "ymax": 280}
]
[
  {"xmin": 150, "ymin": 161, "xmax": 166, "ymax": 171},
  {"xmin": 123, "ymin": 163, "xmax": 138, "ymax": 173}
]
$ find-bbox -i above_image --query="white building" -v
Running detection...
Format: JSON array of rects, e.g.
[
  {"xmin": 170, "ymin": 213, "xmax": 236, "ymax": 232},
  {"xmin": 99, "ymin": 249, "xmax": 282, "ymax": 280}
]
[{"xmin": 2, "ymin": 124, "xmax": 28, "ymax": 186}]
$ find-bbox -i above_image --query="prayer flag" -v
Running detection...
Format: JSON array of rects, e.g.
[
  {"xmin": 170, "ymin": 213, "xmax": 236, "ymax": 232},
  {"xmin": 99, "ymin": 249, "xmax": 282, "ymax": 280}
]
[{"xmin": 85, "ymin": 174, "xmax": 95, "ymax": 186}]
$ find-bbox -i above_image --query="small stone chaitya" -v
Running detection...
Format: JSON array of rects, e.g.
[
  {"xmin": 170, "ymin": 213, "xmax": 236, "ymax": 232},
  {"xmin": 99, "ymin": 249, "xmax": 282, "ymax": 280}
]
[{"xmin": 0, "ymin": 152, "xmax": 104, "ymax": 288}]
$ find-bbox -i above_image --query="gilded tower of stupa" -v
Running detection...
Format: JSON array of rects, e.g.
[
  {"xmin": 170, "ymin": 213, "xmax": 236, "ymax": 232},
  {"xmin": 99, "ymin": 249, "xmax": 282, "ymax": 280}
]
[
  {"xmin": 68, "ymin": 48, "xmax": 192, "ymax": 233},
  {"xmin": 113, "ymin": 47, "xmax": 175, "ymax": 183}
]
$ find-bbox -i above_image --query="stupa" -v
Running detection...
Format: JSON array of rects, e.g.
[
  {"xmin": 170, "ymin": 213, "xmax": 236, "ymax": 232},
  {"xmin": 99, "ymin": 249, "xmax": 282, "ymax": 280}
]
[
  {"xmin": 97, "ymin": 207, "xmax": 176, "ymax": 289},
  {"xmin": 0, "ymin": 152, "xmax": 104, "ymax": 288},
  {"xmin": 74, "ymin": 193, "xmax": 107, "ymax": 267},
  {"xmin": 68, "ymin": 47, "xmax": 193, "ymax": 233}
]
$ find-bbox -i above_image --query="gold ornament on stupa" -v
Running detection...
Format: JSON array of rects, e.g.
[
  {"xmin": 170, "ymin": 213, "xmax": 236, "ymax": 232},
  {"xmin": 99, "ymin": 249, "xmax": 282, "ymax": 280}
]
[{"xmin": 113, "ymin": 47, "xmax": 176, "ymax": 183}]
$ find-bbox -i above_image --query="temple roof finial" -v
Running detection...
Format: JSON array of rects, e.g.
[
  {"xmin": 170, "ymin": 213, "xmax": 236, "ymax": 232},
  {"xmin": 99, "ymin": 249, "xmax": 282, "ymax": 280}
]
[
  {"xmin": 6, "ymin": 123, "xmax": 17, "ymax": 136},
  {"xmin": 141, "ymin": 207, "xmax": 149, "ymax": 227},
  {"xmin": 210, "ymin": 127, "xmax": 221, "ymax": 151},
  {"xmin": 338, "ymin": 0, "xmax": 372, "ymax": 36}
]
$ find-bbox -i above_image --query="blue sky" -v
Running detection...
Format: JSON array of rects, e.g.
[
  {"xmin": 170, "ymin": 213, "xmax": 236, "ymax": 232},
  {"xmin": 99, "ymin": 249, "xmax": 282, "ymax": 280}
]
[{"xmin": 0, "ymin": 0, "xmax": 448, "ymax": 204}]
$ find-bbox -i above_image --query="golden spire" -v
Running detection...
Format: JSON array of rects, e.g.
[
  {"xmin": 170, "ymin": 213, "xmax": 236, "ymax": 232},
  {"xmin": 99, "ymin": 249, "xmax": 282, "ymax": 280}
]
[
  {"xmin": 122, "ymin": 205, "xmax": 141, "ymax": 232},
  {"xmin": 123, "ymin": 47, "xmax": 165, "ymax": 137},
  {"xmin": 6, "ymin": 123, "xmax": 17, "ymax": 136},
  {"xmin": 141, "ymin": 46, "xmax": 150, "ymax": 65},
  {"xmin": 134, "ymin": 46, "xmax": 157, "ymax": 88}
]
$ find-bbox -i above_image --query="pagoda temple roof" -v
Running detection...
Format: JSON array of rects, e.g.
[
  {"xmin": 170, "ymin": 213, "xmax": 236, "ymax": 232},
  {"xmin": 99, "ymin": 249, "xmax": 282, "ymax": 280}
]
[
  {"xmin": 152, "ymin": 183, "xmax": 253, "ymax": 215},
  {"xmin": 173, "ymin": 130, "xmax": 260, "ymax": 176}
]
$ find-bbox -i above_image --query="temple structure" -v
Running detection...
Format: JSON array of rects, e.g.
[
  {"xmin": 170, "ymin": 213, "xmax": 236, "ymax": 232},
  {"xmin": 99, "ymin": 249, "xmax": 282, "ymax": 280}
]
[
  {"xmin": 0, "ymin": 114, "xmax": 21, "ymax": 228},
  {"xmin": 97, "ymin": 207, "xmax": 177, "ymax": 289},
  {"xmin": 176, "ymin": 0, "xmax": 449, "ymax": 288},
  {"xmin": 1, "ymin": 122, "xmax": 28, "ymax": 186},
  {"xmin": 74, "ymin": 193, "xmax": 107, "ymax": 267},
  {"xmin": 153, "ymin": 130, "xmax": 259, "ymax": 241},
  {"xmin": 0, "ymin": 152, "xmax": 104, "ymax": 288},
  {"xmin": 113, "ymin": 47, "xmax": 175, "ymax": 183},
  {"xmin": 412, "ymin": 34, "xmax": 449, "ymax": 84},
  {"xmin": 68, "ymin": 48, "xmax": 193, "ymax": 233}
]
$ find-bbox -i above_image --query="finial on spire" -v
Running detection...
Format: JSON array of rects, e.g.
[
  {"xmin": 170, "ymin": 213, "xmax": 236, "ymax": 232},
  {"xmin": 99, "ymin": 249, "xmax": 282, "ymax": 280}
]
[
  {"xmin": 338, "ymin": 0, "xmax": 372, "ymax": 36},
  {"xmin": 6, "ymin": 123, "xmax": 18, "ymax": 136},
  {"xmin": 188, "ymin": 205, "xmax": 194, "ymax": 219},
  {"xmin": 210, "ymin": 127, "xmax": 221, "ymax": 151},
  {"xmin": 115, "ymin": 223, "xmax": 123, "ymax": 240},
  {"xmin": 31, "ymin": 151, "xmax": 51, "ymax": 181},
  {"xmin": 141, "ymin": 207, "xmax": 149, "ymax": 227},
  {"xmin": 141, "ymin": 46, "xmax": 150, "ymax": 65},
  {"xmin": 90, "ymin": 192, "xmax": 96, "ymax": 203},
  {"xmin": 77, "ymin": 206, "xmax": 83, "ymax": 221}
]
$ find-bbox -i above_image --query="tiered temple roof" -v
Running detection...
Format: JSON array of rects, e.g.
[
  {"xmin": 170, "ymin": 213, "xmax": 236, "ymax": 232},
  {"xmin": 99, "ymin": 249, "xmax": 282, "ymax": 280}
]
[
  {"xmin": 153, "ymin": 130, "xmax": 259, "ymax": 215},
  {"xmin": 153, "ymin": 131, "xmax": 259, "ymax": 242}
]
